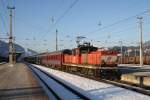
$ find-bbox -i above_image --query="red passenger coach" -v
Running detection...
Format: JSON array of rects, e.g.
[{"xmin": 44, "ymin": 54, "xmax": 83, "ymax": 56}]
[
  {"xmin": 40, "ymin": 50, "xmax": 72, "ymax": 68},
  {"xmin": 47, "ymin": 52, "xmax": 62, "ymax": 67},
  {"xmin": 41, "ymin": 53, "xmax": 48, "ymax": 65}
]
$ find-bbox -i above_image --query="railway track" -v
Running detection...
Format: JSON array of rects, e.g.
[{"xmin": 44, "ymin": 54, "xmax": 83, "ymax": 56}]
[
  {"xmin": 63, "ymin": 70, "xmax": 150, "ymax": 96},
  {"xmin": 100, "ymin": 79, "xmax": 150, "ymax": 96},
  {"xmin": 27, "ymin": 63, "xmax": 89, "ymax": 100}
]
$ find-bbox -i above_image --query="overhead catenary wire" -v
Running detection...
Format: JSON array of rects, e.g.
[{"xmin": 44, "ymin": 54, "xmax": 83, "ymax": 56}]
[
  {"xmin": 105, "ymin": 19, "xmax": 150, "ymax": 41},
  {"xmin": 115, "ymin": 21, "xmax": 150, "ymax": 38},
  {"xmin": 12, "ymin": 0, "xmax": 66, "ymax": 38},
  {"xmin": 0, "ymin": 13, "xmax": 8, "ymax": 35},
  {"xmin": 41, "ymin": 0, "xmax": 79, "ymax": 38},
  {"xmin": 83, "ymin": 9, "xmax": 150, "ymax": 36},
  {"xmin": 0, "ymin": 14, "xmax": 7, "ymax": 34},
  {"xmin": 1, "ymin": 0, "xmax": 8, "ymax": 15},
  {"xmin": 12, "ymin": 0, "xmax": 149, "ymax": 44},
  {"xmin": 84, "ymin": 12, "xmax": 150, "ymax": 42},
  {"xmin": 3, "ymin": 0, "xmax": 150, "ymax": 52},
  {"xmin": 0, "ymin": 0, "xmax": 15, "ymax": 36},
  {"xmin": 55, "ymin": 9, "xmax": 150, "ymax": 48},
  {"xmin": 12, "ymin": 0, "xmax": 79, "ymax": 46},
  {"xmin": 84, "ymin": 18, "xmax": 150, "ymax": 48}
]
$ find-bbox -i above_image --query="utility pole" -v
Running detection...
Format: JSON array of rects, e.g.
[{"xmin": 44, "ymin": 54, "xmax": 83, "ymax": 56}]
[
  {"xmin": 135, "ymin": 49, "xmax": 137, "ymax": 56},
  {"xmin": 0, "ymin": 15, "xmax": 1, "ymax": 45},
  {"xmin": 13, "ymin": 37, "xmax": 16, "ymax": 63},
  {"xmin": 56, "ymin": 29, "xmax": 58, "ymax": 51},
  {"xmin": 119, "ymin": 40, "xmax": 123, "ymax": 64},
  {"xmin": 137, "ymin": 17, "xmax": 143, "ymax": 67},
  {"xmin": 0, "ymin": 14, "xmax": 1, "ymax": 50},
  {"xmin": 7, "ymin": 6, "xmax": 15, "ymax": 65}
]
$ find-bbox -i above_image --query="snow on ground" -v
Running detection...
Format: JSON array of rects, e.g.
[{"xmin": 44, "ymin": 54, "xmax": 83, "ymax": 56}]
[
  {"xmin": 119, "ymin": 64, "xmax": 150, "ymax": 68},
  {"xmin": 0, "ymin": 62, "xmax": 6, "ymax": 65},
  {"xmin": 32, "ymin": 67, "xmax": 80, "ymax": 100},
  {"xmin": 33, "ymin": 64, "xmax": 150, "ymax": 100}
]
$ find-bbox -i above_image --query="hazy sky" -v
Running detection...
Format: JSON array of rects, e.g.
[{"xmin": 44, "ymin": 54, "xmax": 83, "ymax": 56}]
[{"xmin": 0, "ymin": 0, "xmax": 150, "ymax": 52}]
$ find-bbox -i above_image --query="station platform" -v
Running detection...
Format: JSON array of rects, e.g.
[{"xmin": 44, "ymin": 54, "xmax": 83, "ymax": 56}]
[
  {"xmin": 118, "ymin": 64, "xmax": 150, "ymax": 75},
  {"xmin": 121, "ymin": 72, "xmax": 150, "ymax": 87},
  {"xmin": 0, "ymin": 63, "xmax": 48, "ymax": 100}
]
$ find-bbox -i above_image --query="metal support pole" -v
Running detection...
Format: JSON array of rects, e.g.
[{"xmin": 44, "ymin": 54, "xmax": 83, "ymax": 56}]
[
  {"xmin": 56, "ymin": 29, "xmax": 58, "ymax": 51},
  {"xmin": 137, "ymin": 17, "xmax": 143, "ymax": 67},
  {"xmin": 119, "ymin": 41, "xmax": 123, "ymax": 64},
  {"xmin": 0, "ymin": 18, "xmax": 1, "ymax": 46},
  {"xmin": 8, "ymin": 6, "xmax": 15, "ymax": 65},
  {"xmin": 135, "ymin": 49, "xmax": 136, "ymax": 56},
  {"xmin": 13, "ymin": 38, "xmax": 16, "ymax": 63}
]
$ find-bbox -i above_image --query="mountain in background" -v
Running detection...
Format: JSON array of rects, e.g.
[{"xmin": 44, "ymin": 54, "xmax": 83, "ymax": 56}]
[
  {"xmin": 0, "ymin": 40, "xmax": 25, "ymax": 58},
  {"xmin": 109, "ymin": 40, "xmax": 150, "ymax": 56},
  {"xmin": 144, "ymin": 40, "xmax": 150, "ymax": 47},
  {"xmin": 0, "ymin": 40, "xmax": 39, "ymax": 60},
  {"xmin": 1, "ymin": 40, "xmax": 150, "ymax": 59},
  {"xmin": 27, "ymin": 48, "xmax": 38, "ymax": 55}
]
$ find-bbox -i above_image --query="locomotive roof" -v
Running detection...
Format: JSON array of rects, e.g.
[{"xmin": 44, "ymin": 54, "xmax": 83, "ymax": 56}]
[
  {"xmin": 79, "ymin": 46, "xmax": 98, "ymax": 51},
  {"xmin": 74, "ymin": 45, "xmax": 98, "ymax": 53}
]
